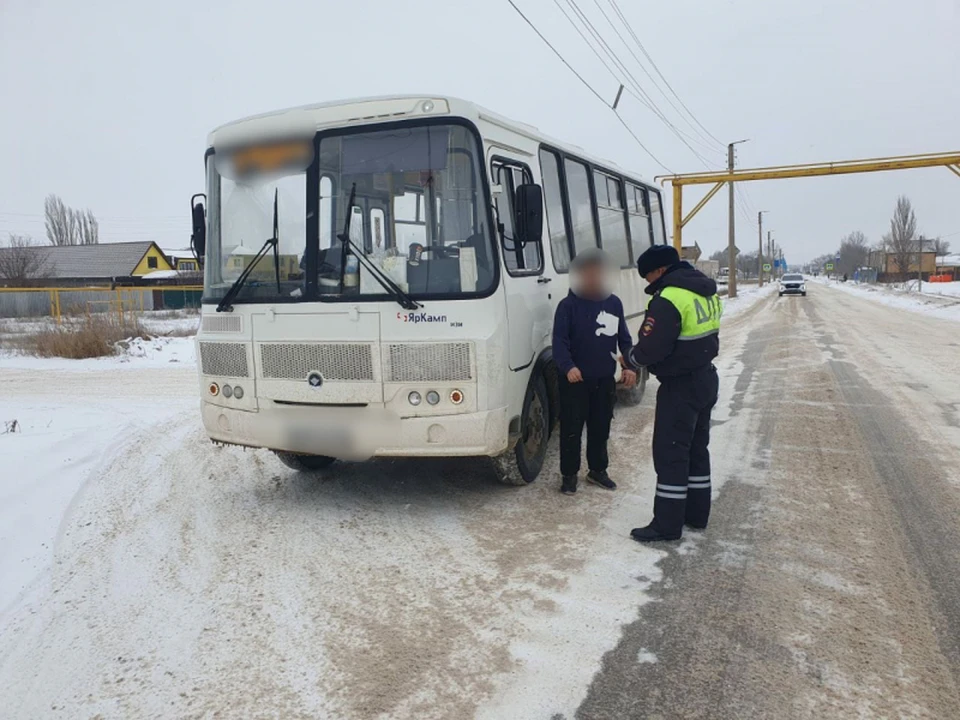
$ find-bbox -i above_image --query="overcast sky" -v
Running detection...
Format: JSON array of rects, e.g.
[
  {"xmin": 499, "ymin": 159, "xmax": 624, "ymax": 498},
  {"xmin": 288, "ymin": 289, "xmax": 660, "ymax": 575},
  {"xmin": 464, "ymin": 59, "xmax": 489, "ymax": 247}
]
[{"xmin": 1, "ymin": 0, "xmax": 958, "ymax": 263}]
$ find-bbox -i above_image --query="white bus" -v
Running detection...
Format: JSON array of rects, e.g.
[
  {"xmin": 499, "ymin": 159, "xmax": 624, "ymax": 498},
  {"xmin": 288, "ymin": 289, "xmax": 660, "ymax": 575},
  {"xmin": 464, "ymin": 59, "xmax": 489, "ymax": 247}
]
[{"xmin": 189, "ymin": 95, "xmax": 667, "ymax": 484}]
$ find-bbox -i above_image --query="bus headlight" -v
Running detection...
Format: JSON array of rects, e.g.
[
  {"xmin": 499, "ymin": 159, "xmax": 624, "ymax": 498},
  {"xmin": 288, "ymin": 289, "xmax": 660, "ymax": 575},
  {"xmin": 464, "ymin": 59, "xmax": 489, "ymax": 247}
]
[
  {"xmin": 450, "ymin": 389, "xmax": 464, "ymax": 405},
  {"xmin": 426, "ymin": 390, "xmax": 440, "ymax": 405},
  {"xmin": 222, "ymin": 384, "xmax": 233, "ymax": 398},
  {"xmin": 408, "ymin": 391, "xmax": 422, "ymax": 406},
  {"xmin": 208, "ymin": 382, "xmax": 220, "ymax": 396},
  {"xmin": 233, "ymin": 385, "xmax": 244, "ymax": 399}
]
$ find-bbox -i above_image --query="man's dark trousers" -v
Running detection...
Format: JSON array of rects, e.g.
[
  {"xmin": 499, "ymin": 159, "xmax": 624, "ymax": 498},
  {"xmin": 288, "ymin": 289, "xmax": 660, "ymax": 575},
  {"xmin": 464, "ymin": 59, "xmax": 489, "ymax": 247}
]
[
  {"xmin": 558, "ymin": 375, "xmax": 616, "ymax": 476},
  {"xmin": 651, "ymin": 364, "xmax": 719, "ymax": 534}
]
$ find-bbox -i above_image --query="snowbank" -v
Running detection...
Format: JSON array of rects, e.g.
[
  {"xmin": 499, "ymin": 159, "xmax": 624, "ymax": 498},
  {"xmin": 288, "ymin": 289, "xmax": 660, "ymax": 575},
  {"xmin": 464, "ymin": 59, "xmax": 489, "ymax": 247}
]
[
  {"xmin": 722, "ymin": 282, "xmax": 778, "ymax": 319},
  {"xmin": 0, "ymin": 335, "xmax": 196, "ymax": 370},
  {"xmin": 811, "ymin": 277, "xmax": 960, "ymax": 322}
]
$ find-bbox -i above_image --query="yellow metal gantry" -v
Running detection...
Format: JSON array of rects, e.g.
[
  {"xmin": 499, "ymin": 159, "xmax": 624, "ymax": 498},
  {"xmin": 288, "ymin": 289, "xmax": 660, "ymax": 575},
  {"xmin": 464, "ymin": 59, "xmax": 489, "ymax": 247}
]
[{"xmin": 656, "ymin": 151, "xmax": 960, "ymax": 251}]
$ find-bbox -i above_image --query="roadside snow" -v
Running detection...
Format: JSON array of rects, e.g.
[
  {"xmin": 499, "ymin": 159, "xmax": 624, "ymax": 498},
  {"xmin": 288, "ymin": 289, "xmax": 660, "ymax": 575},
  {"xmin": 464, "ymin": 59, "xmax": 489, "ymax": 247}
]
[
  {"xmin": 0, "ymin": 335, "xmax": 196, "ymax": 370},
  {"xmin": 810, "ymin": 277, "xmax": 960, "ymax": 322},
  {"xmin": 722, "ymin": 283, "xmax": 778, "ymax": 319}
]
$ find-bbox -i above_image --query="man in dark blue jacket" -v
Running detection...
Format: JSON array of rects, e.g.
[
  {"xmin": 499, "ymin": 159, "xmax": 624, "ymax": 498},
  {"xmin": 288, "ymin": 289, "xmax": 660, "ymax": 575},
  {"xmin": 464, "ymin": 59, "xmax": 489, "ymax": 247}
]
[
  {"xmin": 627, "ymin": 245, "xmax": 721, "ymax": 542},
  {"xmin": 553, "ymin": 249, "xmax": 637, "ymax": 495}
]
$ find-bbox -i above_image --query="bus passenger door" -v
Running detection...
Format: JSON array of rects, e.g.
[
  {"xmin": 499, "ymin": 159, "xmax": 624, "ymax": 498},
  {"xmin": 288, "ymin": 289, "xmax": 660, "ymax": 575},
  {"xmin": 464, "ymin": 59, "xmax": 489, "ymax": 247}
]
[{"xmin": 492, "ymin": 159, "xmax": 549, "ymax": 370}]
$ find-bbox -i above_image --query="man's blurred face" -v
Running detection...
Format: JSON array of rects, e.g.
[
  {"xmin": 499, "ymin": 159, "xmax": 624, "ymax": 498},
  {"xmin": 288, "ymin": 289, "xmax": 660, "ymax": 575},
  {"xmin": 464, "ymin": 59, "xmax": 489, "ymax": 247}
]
[{"xmin": 572, "ymin": 261, "xmax": 609, "ymax": 298}]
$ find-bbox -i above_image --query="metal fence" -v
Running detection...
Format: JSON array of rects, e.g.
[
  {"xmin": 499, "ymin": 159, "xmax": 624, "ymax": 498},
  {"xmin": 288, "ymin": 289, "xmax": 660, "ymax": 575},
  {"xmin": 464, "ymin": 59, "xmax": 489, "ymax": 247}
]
[{"xmin": 0, "ymin": 286, "xmax": 203, "ymax": 321}]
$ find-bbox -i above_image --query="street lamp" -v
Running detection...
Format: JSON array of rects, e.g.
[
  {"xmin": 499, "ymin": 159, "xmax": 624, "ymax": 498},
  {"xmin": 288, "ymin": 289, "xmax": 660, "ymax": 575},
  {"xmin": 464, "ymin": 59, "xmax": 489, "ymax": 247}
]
[{"xmin": 758, "ymin": 210, "xmax": 768, "ymax": 286}]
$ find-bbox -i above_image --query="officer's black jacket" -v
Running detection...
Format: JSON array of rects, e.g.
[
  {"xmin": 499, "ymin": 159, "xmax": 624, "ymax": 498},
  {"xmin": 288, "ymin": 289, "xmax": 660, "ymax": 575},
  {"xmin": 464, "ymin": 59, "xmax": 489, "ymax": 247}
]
[{"xmin": 628, "ymin": 262, "xmax": 720, "ymax": 378}]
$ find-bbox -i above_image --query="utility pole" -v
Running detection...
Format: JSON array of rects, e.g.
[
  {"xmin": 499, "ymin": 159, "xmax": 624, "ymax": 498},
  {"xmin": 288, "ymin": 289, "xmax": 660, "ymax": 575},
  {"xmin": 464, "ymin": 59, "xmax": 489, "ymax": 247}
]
[
  {"xmin": 767, "ymin": 231, "xmax": 773, "ymax": 277},
  {"xmin": 917, "ymin": 235, "xmax": 925, "ymax": 292},
  {"xmin": 758, "ymin": 210, "xmax": 767, "ymax": 286},
  {"xmin": 727, "ymin": 139, "xmax": 749, "ymax": 299}
]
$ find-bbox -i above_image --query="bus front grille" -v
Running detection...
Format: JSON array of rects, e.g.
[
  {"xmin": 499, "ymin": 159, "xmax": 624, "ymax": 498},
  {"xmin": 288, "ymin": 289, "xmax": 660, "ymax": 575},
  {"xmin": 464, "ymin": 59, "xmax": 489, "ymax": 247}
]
[
  {"xmin": 199, "ymin": 342, "xmax": 250, "ymax": 378},
  {"xmin": 201, "ymin": 315, "xmax": 242, "ymax": 333},
  {"xmin": 259, "ymin": 343, "xmax": 375, "ymax": 381},
  {"xmin": 385, "ymin": 343, "xmax": 473, "ymax": 383}
]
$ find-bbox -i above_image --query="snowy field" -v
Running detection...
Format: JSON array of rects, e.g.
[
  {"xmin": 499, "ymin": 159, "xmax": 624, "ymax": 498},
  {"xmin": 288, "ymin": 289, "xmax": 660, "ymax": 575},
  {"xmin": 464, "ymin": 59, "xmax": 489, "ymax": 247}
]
[
  {"xmin": 809, "ymin": 276, "xmax": 960, "ymax": 322},
  {"xmin": 0, "ymin": 287, "xmax": 771, "ymax": 718}
]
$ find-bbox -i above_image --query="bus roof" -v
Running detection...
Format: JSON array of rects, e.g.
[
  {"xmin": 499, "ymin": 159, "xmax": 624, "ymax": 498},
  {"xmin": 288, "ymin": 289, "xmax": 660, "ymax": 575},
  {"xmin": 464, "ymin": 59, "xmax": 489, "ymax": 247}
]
[{"xmin": 208, "ymin": 94, "xmax": 652, "ymax": 187}]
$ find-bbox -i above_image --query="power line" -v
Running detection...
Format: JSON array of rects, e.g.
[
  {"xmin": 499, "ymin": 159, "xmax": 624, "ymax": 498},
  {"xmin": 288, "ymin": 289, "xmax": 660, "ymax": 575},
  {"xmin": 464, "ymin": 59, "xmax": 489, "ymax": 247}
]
[
  {"xmin": 561, "ymin": 0, "xmax": 717, "ymax": 167},
  {"xmin": 505, "ymin": 0, "xmax": 672, "ymax": 172},
  {"xmin": 608, "ymin": 0, "xmax": 725, "ymax": 148},
  {"xmin": 590, "ymin": 0, "xmax": 722, "ymax": 153}
]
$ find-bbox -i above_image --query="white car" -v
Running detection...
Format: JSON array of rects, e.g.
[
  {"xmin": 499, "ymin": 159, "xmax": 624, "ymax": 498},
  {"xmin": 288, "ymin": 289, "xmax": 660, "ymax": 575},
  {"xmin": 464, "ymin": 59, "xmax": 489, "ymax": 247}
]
[{"xmin": 779, "ymin": 273, "xmax": 807, "ymax": 297}]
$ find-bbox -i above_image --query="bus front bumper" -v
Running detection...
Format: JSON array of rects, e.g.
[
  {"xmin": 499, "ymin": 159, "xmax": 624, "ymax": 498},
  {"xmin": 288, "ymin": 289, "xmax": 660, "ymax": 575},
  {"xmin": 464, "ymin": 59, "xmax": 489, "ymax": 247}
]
[{"xmin": 200, "ymin": 401, "xmax": 511, "ymax": 458}]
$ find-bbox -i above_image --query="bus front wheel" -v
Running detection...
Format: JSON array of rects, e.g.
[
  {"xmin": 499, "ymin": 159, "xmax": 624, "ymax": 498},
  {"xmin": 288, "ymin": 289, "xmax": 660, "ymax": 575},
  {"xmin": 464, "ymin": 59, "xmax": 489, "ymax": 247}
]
[
  {"xmin": 274, "ymin": 451, "xmax": 337, "ymax": 472},
  {"xmin": 492, "ymin": 373, "xmax": 549, "ymax": 486}
]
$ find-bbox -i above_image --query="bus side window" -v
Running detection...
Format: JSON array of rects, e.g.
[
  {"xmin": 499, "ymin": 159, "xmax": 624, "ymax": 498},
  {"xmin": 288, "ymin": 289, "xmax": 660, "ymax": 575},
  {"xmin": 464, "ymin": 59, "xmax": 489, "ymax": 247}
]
[
  {"xmin": 563, "ymin": 158, "xmax": 598, "ymax": 257},
  {"xmin": 539, "ymin": 149, "xmax": 570, "ymax": 272},
  {"xmin": 492, "ymin": 161, "xmax": 542, "ymax": 275},
  {"xmin": 595, "ymin": 171, "xmax": 630, "ymax": 268},
  {"xmin": 627, "ymin": 183, "xmax": 653, "ymax": 258},
  {"xmin": 649, "ymin": 190, "xmax": 666, "ymax": 246}
]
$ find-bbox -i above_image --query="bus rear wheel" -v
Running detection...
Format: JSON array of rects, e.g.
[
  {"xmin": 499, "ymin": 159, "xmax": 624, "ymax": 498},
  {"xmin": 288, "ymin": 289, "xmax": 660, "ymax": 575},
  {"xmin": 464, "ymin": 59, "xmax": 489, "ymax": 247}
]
[
  {"xmin": 492, "ymin": 374, "xmax": 549, "ymax": 486},
  {"xmin": 616, "ymin": 367, "xmax": 648, "ymax": 407},
  {"xmin": 274, "ymin": 451, "xmax": 337, "ymax": 472}
]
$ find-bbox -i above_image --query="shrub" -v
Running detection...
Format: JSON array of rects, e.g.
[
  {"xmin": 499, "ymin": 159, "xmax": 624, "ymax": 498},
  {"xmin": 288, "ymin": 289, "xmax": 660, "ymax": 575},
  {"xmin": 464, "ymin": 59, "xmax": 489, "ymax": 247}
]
[{"xmin": 22, "ymin": 315, "xmax": 148, "ymax": 359}]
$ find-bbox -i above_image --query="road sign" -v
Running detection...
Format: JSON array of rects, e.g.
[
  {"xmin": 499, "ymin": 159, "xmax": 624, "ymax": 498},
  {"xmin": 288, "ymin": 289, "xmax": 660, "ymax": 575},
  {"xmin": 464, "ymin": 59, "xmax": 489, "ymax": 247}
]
[
  {"xmin": 826, "ymin": 262, "xmax": 834, "ymax": 271},
  {"xmin": 835, "ymin": 254, "xmax": 841, "ymax": 261},
  {"xmin": 762, "ymin": 263, "xmax": 772, "ymax": 272},
  {"xmin": 773, "ymin": 259, "xmax": 781, "ymax": 268}
]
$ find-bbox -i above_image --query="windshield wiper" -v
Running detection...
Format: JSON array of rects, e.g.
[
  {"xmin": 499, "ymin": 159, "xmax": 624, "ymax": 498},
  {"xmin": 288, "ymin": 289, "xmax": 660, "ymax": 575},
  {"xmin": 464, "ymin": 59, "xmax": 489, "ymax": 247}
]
[
  {"xmin": 216, "ymin": 189, "xmax": 282, "ymax": 312},
  {"xmin": 337, "ymin": 183, "xmax": 421, "ymax": 311}
]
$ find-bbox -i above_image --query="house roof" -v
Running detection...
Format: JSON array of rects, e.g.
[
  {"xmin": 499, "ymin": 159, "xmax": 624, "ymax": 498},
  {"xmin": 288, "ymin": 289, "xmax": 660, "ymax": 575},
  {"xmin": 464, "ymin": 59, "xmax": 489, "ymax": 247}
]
[{"xmin": 0, "ymin": 241, "xmax": 158, "ymax": 279}]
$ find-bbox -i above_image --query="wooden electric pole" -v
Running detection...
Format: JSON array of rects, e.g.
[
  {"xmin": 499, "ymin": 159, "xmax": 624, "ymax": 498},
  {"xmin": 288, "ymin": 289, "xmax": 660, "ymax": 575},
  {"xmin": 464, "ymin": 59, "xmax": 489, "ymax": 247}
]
[
  {"xmin": 726, "ymin": 139, "xmax": 749, "ymax": 299},
  {"xmin": 758, "ymin": 210, "xmax": 767, "ymax": 286}
]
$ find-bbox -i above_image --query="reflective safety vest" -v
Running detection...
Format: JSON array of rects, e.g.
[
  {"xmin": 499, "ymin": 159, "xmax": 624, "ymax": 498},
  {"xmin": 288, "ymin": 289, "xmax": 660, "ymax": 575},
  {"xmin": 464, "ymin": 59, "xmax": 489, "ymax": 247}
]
[{"xmin": 652, "ymin": 286, "xmax": 723, "ymax": 341}]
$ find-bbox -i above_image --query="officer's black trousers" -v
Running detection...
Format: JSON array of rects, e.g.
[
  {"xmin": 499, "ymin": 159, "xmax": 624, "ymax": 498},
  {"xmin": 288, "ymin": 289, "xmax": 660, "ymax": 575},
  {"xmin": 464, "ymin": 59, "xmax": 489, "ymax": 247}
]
[
  {"xmin": 558, "ymin": 375, "xmax": 615, "ymax": 477},
  {"xmin": 651, "ymin": 364, "xmax": 719, "ymax": 534}
]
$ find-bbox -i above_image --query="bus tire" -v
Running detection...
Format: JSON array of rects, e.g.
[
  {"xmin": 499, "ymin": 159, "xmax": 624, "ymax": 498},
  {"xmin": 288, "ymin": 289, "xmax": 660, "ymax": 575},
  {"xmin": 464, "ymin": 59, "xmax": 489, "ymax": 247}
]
[
  {"xmin": 616, "ymin": 367, "xmax": 648, "ymax": 407},
  {"xmin": 274, "ymin": 451, "xmax": 337, "ymax": 472},
  {"xmin": 492, "ymin": 373, "xmax": 550, "ymax": 486}
]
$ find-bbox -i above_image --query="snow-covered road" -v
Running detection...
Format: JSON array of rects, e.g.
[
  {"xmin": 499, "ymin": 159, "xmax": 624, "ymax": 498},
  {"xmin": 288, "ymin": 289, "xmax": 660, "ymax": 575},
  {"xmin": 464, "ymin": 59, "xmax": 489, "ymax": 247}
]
[{"xmin": 4, "ymin": 281, "xmax": 959, "ymax": 718}]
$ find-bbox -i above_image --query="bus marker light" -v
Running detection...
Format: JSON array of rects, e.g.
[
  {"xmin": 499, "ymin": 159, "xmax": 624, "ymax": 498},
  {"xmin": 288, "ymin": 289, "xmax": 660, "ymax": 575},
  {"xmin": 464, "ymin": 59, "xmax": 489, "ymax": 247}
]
[
  {"xmin": 233, "ymin": 385, "xmax": 244, "ymax": 399},
  {"xmin": 222, "ymin": 384, "xmax": 233, "ymax": 398},
  {"xmin": 209, "ymin": 383, "xmax": 220, "ymax": 396},
  {"xmin": 408, "ymin": 391, "xmax": 422, "ymax": 406},
  {"xmin": 450, "ymin": 389, "xmax": 464, "ymax": 405},
  {"xmin": 426, "ymin": 391, "xmax": 440, "ymax": 405}
]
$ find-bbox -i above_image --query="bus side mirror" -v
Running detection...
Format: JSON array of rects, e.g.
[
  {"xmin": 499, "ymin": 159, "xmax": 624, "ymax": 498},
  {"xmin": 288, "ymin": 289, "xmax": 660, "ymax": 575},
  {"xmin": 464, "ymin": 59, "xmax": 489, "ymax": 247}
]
[
  {"xmin": 514, "ymin": 184, "xmax": 543, "ymax": 245},
  {"xmin": 190, "ymin": 193, "xmax": 206, "ymax": 259}
]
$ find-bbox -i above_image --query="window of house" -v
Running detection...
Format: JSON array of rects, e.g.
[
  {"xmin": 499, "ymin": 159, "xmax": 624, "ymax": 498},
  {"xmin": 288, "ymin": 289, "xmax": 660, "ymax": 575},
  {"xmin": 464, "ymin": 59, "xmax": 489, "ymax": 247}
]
[
  {"xmin": 492, "ymin": 160, "xmax": 543, "ymax": 275},
  {"xmin": 539, "ymin": 149, "xmax": 570, "ymax": 272},
  {"xmin": 147, "ymin": 256, "xmax": 158, "ymax": 269},
  {"xmin": 594, "ymin": 171, "xmax": 630, "ymax": 267},
  {"xmin": 564, "ymin": 158, "xmax": 598, "ymax": 256},
  {"xmin": 627, "ymin": 183, "xmax": 653, "ymax": 258}
]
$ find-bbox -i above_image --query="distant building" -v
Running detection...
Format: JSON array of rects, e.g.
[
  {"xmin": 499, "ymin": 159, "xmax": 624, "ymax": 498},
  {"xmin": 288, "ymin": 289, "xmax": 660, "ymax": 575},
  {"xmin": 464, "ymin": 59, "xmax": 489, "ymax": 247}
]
[
  {"xmin": 0, "ymin": 241, "xmax": 174, "ymax": 287},
  {"xmin": 695, "ymin": 259, "xmax": 719, "ymax": 278},
  {"xmin": 161, "ymin": 247, "xmax": 202, "ymax": 273},
  {"xmin": 866, "ymin": 245, "xmax": 937, "ymax": 281}
]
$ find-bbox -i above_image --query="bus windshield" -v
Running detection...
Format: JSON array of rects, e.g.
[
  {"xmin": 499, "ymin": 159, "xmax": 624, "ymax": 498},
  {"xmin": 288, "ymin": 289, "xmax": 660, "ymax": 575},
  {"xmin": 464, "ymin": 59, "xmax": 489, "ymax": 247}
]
[{"xmin": 203, "ymin": 123, "xmax": 495, "ymax": 304}]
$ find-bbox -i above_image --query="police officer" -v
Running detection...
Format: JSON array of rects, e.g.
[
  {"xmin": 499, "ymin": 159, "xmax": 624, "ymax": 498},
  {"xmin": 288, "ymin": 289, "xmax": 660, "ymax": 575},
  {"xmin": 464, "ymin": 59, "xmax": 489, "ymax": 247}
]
[{"xmin": 627, "ymin": 245, "xmax": 721, "ymax": 542}]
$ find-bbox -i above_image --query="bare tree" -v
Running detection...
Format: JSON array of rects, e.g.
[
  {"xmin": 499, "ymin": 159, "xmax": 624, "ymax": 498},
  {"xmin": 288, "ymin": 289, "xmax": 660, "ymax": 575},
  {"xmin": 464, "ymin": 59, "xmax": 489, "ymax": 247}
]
[
  {"xmin": 76, "ymin": 208, "xmax": 99, "ymax": 245},
  {"xmin": 44, "ymin": 194, "xmax": 100, "ymax": 245},
  {"xmin": 884, "ymin": 196, "xmax": 917, "ymax": 280},
  {"xmin": 0, "ymin": 234, "xmax": 55, "ymax": 282},
  {"xmin": 837, "ymin": 230, "xmax": 870, "ymax": 275},
  {"xmin": 45, "ymin": 195, "xmax": 72, "ymax": 246},
  {"xmin": 931, "ymin": 237, "xmax": 951, "ymax": 258}
]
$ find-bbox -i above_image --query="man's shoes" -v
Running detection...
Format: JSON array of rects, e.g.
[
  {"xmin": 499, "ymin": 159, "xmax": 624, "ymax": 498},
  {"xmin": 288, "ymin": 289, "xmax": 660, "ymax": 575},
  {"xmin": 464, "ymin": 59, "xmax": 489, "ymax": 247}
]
[
  {"xmin": 630, "ymin": 524, "xmax": 682, "ymax": 542},
  {"xmin": 560, "ymin": 475, "xmax": 578, "ymax": 495},
  {"xmin": 685, "ymin": 522, "xmax": 707, "ymax": 530},
  {"xmin": 587, "ymin": 469, "xmax": 617, "ymax": 490}
]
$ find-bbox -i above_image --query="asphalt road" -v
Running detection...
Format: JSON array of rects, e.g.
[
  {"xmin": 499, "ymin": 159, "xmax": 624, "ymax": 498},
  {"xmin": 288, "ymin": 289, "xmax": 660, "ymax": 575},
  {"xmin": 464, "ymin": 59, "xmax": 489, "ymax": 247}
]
[{"xmin": 577, "ymin": 283, "xmax": 960, "ymax": 720}]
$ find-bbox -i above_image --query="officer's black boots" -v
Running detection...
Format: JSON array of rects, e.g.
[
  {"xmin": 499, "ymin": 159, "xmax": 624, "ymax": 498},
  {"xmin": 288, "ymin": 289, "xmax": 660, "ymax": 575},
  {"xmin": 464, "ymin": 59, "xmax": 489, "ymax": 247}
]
[
  {"xmin": 560, "ymin": 475, "xmax": 578, "ymax": 495},
  {"xmin": 631, "ymin": 494, "xmax": 685, "ymax": 542}
]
